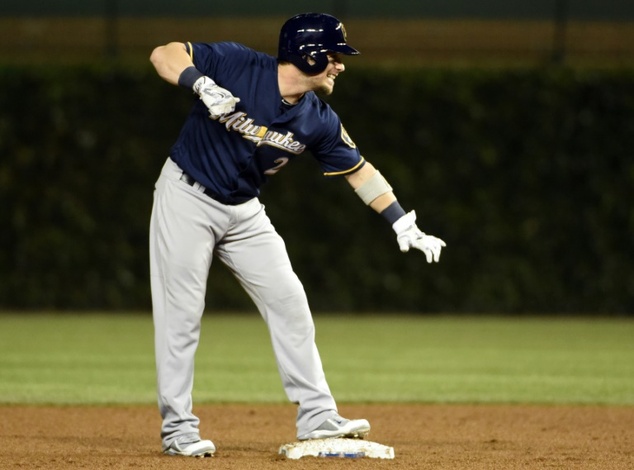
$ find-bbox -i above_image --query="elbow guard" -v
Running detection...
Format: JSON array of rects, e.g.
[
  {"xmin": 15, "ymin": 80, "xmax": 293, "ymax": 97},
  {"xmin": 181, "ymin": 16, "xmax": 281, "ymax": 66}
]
[{"xmin": 354, "ymin": 170, "xmax": 393, "ymax": 205}]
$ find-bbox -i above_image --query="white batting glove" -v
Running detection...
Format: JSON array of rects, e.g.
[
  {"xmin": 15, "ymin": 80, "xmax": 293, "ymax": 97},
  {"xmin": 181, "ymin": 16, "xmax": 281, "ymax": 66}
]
[
  {"xmin": 193, "ymin": 76, "xmax": 241, "ymax": 118},
  {"xmin": 392, "ymin": 211, "xmax": 446, "ymax": 263}
]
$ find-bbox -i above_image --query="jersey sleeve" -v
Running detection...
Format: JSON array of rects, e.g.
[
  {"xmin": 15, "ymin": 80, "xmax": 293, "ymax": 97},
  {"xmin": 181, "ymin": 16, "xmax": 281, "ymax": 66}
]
[{"xmin": 310, "ymin": 102, "xmax": 365, "ymax": 177}]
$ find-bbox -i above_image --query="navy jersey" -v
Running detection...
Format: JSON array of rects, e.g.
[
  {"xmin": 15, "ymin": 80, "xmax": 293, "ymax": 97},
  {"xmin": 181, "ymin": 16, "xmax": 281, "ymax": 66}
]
[{"xmin": 169, "ymin": 41, "xmax": 365, "ymax": 205}]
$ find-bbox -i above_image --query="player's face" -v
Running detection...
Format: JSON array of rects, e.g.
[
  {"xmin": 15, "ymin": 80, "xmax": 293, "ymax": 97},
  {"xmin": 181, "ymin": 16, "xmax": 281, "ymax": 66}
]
[{"xmin": 311, "ymin": 53, "xmax": 345, "ymax": 96}]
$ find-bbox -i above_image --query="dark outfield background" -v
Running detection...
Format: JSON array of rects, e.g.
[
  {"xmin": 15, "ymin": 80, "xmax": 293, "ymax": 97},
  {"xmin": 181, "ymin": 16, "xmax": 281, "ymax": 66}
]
[
  {"xmin": 1, "ymin": 0, "xmax": 633, "ymax": 19},
  {"xmin": 0, "ymin": 2, "xmax": 632, "ymax": 314}
]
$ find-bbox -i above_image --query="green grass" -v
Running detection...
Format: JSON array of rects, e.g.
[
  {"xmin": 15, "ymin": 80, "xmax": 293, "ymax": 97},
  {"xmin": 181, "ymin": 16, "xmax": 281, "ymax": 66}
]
[{"xmin": 0, "ymin": 313, "xmax": 632, "ymax": 405}]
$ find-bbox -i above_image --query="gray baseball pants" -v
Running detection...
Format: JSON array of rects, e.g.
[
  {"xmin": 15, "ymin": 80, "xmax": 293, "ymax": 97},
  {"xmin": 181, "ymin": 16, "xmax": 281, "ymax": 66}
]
[{"xmin": 150, "ymin": 158, "xmax": 337, "ymax": 448}]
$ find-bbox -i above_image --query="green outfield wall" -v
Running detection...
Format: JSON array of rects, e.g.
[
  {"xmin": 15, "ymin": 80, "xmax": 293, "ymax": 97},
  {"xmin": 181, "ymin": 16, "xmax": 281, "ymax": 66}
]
[{"xmin": 1, "ymin": 66, "xmax": 632, "ymax": 313}]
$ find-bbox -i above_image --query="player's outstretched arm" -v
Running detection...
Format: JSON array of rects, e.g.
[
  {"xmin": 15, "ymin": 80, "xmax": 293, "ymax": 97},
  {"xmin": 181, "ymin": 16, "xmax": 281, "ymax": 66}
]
[{"xmin": 345, "ymin": 162, "xmax": 446, "ymax": 263}]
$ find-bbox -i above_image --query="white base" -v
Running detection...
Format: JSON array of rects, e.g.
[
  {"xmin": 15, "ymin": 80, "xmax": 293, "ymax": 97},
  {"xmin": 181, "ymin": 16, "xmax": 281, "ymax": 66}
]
[{"xmin": 279, "ymin": 438, "xmax": 395, "ymax": 459}]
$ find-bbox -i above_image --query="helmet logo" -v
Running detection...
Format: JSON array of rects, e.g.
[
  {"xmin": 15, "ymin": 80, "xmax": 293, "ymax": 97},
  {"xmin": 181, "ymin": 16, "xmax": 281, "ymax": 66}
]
[{"xmin": 339, "ymin": 23, "xmax": 348, "ymax": 41}]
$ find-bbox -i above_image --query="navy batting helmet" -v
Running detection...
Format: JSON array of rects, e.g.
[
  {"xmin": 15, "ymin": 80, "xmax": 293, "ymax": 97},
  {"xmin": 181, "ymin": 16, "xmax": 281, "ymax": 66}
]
[{"xmin": 278, "ymin": 13, "xmax": 360, "ymax": 75}]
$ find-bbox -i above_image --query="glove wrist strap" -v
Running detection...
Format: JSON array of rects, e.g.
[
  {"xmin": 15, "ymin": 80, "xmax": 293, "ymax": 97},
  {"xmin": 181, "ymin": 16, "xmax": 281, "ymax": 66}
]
[{"xmin": 392, "ymin": 210, "xmax": 417, "ymax": 234}]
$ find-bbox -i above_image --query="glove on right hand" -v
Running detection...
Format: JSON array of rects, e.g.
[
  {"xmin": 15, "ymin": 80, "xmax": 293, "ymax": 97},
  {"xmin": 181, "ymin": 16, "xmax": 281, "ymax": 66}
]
[
  {"xmin": 193, "ymin": 76, "xmax": 241, "ymax": 118},
  {"xmin": 392, "ymin": 210, "xmax": 446, "ymax": 263}
]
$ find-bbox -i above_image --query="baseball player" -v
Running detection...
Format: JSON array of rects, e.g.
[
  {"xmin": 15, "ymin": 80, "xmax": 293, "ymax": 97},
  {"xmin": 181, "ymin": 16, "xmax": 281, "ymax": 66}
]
[{"xmin": 149, "ymin": 12, "xmax": 445, "ymax": 457}]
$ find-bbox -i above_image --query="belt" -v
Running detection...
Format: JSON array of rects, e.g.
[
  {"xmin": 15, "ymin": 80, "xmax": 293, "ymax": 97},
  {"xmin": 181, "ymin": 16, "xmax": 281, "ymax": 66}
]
[
  {"xmin": 179, "ymin": 171, "xmax": 218, "ymax": 200},
  {"xmin": 179, "ymin": 171, "xmax": 247, "ymax": 206}
]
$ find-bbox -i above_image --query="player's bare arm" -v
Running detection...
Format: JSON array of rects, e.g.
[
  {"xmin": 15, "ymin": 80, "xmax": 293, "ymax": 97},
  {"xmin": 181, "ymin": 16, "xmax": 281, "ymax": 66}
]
[{"xmin": 150, "ymin": 42, "xmax": 193, "ymax": 85}]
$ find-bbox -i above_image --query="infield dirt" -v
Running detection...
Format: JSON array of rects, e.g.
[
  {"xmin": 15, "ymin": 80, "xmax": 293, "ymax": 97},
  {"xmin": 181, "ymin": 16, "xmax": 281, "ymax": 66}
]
[{"xmin": 1, "ymin": 403, "xmax": 632, "ymax": 469}]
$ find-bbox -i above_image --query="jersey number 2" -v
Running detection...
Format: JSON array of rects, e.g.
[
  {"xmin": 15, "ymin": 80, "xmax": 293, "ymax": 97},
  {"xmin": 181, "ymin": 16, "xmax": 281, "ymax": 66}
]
[{"xmin": 264, "ymin": 157, "xmax": 289, "ymax": 175}]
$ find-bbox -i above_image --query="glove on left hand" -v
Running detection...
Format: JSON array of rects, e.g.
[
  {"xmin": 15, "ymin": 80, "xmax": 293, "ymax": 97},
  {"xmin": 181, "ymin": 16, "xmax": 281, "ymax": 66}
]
[
  {"xmin": 392, "ymin": 211, "xmax": 446, "ymax": 263},
  {"xmin": 193, "ymin": 76, "xmax": 241, "ymax": 118}
]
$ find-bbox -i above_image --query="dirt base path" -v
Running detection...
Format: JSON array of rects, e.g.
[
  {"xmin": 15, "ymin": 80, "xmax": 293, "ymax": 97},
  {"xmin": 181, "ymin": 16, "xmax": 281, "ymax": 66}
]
[{"xmin": 2, "ymin": 404, "xmax": 632, "ymax": 469}]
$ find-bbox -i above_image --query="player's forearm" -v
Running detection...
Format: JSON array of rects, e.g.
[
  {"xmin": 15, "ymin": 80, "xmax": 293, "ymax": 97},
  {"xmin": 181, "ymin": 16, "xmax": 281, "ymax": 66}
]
[
  {"xmin": 346, "ymin": 162, "xmax": 403, "ymax": 220},
  {"xmin": 368, "ymin": 192, "xmax": 397, "ymax": 213},
  {"xmin": 150, "ymin": 42, "xmax": 194, "ymax": 85}
]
